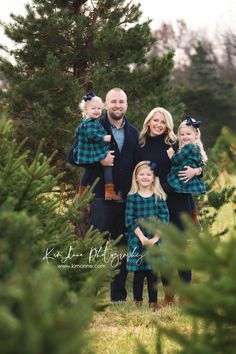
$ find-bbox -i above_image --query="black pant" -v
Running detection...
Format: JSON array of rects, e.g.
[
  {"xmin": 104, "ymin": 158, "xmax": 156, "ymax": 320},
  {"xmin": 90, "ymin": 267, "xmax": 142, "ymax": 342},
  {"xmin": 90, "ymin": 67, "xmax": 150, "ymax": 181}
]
[
  {"xmin": 133, "ymin": 270, "xmax": 158, "ymax": 302},
  {"xmin": 80, "ymin": 166, "xmax": 113, "ymax": 186},
  {"xmin": 161, "ymin": 270, "xmax": 191, "ymax": 286},
  {"xmin": 90, "ymin": 198, "xmax": 128, "ymax": 301},
  {"xmin": 164, "ymin": 192, "xmax": 192, "ymax": 285}
]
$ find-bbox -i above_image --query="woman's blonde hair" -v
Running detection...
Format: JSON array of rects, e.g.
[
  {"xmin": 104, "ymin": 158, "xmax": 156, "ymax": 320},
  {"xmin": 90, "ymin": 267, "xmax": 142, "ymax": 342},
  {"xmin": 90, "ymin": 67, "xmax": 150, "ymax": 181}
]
[
  {"xmin": 177, "ymin": 119, "xmax": 208, "ymax": 163},
  {"xmin": 129, "ymin": 161, "xmax": 167, "ymax": 201},
  {"xmin": 79, "ymin": 95, "xmax": 103, "ymax": 118},
  {"xmin": 139, "ymin": 107, "xmax": 177, "ymax": 146}
]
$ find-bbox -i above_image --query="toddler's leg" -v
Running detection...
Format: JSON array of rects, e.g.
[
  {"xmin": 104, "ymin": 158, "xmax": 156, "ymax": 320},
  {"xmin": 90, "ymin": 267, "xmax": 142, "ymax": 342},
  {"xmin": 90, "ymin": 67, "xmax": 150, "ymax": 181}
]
[
  {"xmin": 78, "ymin": 168, "xmax": 91, "ymax": 199},
  {"xmin": 104, "ymin": 166, "xmax": 121, "ymax": 201}
]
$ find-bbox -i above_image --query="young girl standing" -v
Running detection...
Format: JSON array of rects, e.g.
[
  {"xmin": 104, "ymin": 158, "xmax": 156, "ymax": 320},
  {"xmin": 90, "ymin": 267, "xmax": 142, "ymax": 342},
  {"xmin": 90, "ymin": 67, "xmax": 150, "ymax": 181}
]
[
  {"xmin": 167, "ymin": 117, "xmax": 207, "ymax": 195},
  {"xmin": 74, "ymin": 92, "xmax": 121, "ymax": 200},
  {"xmin": 125, "ymin": 161, "xmax": 169, "ymax": 310}
]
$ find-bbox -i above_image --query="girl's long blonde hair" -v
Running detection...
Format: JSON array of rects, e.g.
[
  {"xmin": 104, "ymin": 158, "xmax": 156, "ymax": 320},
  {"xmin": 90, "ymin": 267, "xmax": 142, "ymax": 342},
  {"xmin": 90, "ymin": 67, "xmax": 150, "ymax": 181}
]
[
  {"xmin": 129, "ymin": 161, "xmax": 167, "ymax": 201},
  {"xmin": 177, "ymin": 120, "xmax": 208, "ymax": 163},
  {"xmin": 139, "ymin": 107, "xmax": 177, "ymax": 146}
]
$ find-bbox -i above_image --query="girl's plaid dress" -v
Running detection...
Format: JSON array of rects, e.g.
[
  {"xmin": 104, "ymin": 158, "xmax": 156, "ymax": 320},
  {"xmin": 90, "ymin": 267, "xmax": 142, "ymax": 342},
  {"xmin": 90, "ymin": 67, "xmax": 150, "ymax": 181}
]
[
  {"xmin": 167, "ymin": 143, "xmax": 206, "ymax": 195},
  {"xmin": 125, "ymin": 193, "xmax": 169, "ymax": 271},
  {"xmin": 74, "ymin": 118, "xmax": 110, "ymax": 164}
]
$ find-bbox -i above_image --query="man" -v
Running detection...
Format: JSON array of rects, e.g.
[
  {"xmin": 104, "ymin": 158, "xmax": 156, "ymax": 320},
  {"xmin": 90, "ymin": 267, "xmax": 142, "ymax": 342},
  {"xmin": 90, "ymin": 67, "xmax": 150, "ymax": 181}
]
[{"xmin": 88, "ymin": 88, "xmax": 139, "ymax": 302}]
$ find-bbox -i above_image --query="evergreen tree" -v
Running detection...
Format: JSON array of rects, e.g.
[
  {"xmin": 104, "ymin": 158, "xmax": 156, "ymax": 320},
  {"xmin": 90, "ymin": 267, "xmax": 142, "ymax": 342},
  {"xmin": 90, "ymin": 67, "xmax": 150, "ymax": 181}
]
[
  {"xmin": 205, "ymin": 127, "xmax": 236, "ymax": 180},
  {"xmin": 186, "ymin": 43, "xmax": 219, "ymax": 86},
  {"xmin": 0, "ymin": 0, "xmax": 182, "ymax": 162},
  {"xmin": 181, "ymin": 43, "xmax": 236, "ymax": 148},
  {"xmin": 0, "ymin": 114, "xmax": 113, "ymax": 289},
  {"xmin": 199, "ymin": 127, "xmax": 236, "ymax": 234},
  {"xmin": 0, "ymin": 263, "xmax": 106, "ymax": 354},
  {"xmin": 145, "ymin": 216, "xmax": 236, "ymax": 354},
  {"xmin": 0, "ymin": 114, "xmax": 116, "ymax": 353}
]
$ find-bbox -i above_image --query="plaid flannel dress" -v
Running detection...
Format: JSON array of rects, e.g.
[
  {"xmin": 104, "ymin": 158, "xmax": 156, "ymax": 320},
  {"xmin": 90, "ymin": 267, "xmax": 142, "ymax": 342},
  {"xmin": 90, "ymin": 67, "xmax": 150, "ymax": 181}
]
[
  {"xmin": 125, "ymin": 193, "xmax": 169, "ymax": 271},
  {"xmin": 74, "ymin": 118, "xmax": 110, "ymax": 164},
  {"xmin": 167, "ymin": 143, "xmax": 206, "ymax": 195}
]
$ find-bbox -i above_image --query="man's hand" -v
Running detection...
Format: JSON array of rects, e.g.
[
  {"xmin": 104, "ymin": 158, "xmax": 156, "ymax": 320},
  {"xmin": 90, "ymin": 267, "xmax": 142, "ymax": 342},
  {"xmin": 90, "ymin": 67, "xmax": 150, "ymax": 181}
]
[
  {"xmin": 100, "ymin": 150, "xmax": 115, "ymax": 166},
  {"xmin": 104, "ymin": 135, "xmax": 111, "ymax": 142},
  {"xmin": 178, "ymin": 166, "xmax": 198, "ymax": 183}
]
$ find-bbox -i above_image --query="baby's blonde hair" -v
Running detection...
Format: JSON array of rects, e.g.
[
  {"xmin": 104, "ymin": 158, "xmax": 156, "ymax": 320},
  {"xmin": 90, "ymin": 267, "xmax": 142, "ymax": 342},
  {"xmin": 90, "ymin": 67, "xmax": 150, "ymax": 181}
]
[
  {"xmin": 139, "ymin": 107, "xmax": 177, "ymax": 146},
  {"xmin": 79, "ymin": 95, "xmax": 103, "ymax": 118},
  {"xmin": 177, "ymin": 119, "xmax": 208, "ymax": 163},
  {"xmin": 129, "ymin": 161, "xmax": 167, "ymax": 201}
]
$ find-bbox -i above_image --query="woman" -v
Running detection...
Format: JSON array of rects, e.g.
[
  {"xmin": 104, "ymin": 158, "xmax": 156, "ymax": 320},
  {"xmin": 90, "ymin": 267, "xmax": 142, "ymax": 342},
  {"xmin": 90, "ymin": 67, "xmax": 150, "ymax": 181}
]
[{"xmin": 136, "ymin": 107, "xmax": 202, "ymax": 305}]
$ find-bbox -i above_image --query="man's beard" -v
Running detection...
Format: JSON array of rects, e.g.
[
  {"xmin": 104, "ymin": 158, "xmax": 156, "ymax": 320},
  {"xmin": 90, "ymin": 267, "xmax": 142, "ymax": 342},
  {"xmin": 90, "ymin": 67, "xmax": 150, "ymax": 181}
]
[{"xmin": 109, "ymin": 112, "xmax": 124, "ymax": 121}]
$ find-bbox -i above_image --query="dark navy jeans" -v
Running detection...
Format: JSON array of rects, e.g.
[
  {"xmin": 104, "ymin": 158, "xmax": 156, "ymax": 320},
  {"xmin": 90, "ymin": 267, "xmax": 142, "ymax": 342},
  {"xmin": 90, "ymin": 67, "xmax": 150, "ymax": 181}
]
[{"xmin": 90, "ymin": 198, "xmax": 128, "ymax": 301}]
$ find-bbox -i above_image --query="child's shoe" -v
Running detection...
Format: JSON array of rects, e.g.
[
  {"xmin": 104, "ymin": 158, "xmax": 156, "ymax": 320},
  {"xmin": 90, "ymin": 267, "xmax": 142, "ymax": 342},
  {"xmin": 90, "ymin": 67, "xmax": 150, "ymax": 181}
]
[
  {"xmin": 105, "ymin": 184, "xmax": 122, "ymax": 201},
  {"xmin": 160, "ymin": 295, "xmax": 175, "ymax": 308},
  {"xmin": 134, "ymin": 300, "xmax": 143, "ymax": 308},
  {"xmin": 149, "ymin": 302, "xmax": 160, "ymax": 311}
]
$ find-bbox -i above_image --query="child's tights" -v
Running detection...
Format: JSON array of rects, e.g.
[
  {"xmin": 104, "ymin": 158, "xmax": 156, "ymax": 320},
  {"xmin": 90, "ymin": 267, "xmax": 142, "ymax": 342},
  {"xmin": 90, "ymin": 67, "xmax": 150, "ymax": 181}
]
[{"xmin": 133, "ymin": 270, "xmax": 158, "ymax": 302}]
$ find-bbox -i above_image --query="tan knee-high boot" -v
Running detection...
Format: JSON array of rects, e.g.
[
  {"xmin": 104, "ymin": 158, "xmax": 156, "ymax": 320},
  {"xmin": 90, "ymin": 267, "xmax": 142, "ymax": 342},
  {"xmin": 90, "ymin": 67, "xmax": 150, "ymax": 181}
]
[{"xmin": 105, "ymin": 184, "xmax": 121, "ymax": 201}]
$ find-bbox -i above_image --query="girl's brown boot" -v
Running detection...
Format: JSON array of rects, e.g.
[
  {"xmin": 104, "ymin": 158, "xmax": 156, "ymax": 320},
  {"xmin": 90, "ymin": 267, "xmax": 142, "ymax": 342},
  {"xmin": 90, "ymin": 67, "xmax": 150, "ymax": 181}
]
[{"xmin": 105, "ymin": 184, "xmax": 122, "ymax": 201}]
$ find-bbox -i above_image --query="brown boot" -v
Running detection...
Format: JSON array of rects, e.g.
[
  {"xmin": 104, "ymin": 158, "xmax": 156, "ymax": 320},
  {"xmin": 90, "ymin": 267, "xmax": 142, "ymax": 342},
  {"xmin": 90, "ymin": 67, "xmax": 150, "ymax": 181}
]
[
  {"xmin": 160, "ymin": 295, "xmax": 175, "ymax": 308},
  {"xmin": 105, "ymin": 184, "xmax": 122, "ymax": 201},
  {"xmin": 192, "ymin": 209, "xmax": 199, "ymax": 225},
  {"xmin": 77, "ymin": 186, "xmax": 87, "ymax": 199},
  {"xmin": 149, "ymin": 302, "xmax": 160, "ymax": 312},
  {"xmin": 134, "ymin": 300, "xmax": 143, "ymax": 308}
]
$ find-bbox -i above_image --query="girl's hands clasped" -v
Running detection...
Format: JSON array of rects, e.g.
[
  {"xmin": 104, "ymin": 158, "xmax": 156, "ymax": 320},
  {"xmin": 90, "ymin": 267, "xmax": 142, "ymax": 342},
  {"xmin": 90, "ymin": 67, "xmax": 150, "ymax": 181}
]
[{"xmin": 151, "ymin": 235, "xmax": 160, "ymax": 244}]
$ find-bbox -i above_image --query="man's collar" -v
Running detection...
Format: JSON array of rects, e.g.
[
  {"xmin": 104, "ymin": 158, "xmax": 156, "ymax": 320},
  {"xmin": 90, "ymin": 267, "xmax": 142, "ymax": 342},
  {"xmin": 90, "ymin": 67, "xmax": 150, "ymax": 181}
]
[
  {"xmin": 104, "ymin": 112, "xmax": 126, "ymax": 128},
  {"xmin": 109, "ymin": 118, "xmax": 126, "ymax": 129}
]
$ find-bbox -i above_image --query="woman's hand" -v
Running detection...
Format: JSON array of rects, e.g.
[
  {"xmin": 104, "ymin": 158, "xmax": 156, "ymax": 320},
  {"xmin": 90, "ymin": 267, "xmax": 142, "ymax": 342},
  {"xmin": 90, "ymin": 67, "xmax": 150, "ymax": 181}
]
[
  {"xmin": 178, "ymin": 166, "xmax": 200, "ymax": 182},
  {"xmin": 167, "ymin": 147, "xmax": 175, "ymax": 159}
]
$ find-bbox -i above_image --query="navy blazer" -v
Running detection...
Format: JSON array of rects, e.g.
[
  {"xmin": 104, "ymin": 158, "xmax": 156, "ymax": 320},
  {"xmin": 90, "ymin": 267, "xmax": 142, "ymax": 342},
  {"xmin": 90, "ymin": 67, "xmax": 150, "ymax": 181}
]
[{"xmin": 86, "ymin": 113, "xmax": 139, "ymax": 199}]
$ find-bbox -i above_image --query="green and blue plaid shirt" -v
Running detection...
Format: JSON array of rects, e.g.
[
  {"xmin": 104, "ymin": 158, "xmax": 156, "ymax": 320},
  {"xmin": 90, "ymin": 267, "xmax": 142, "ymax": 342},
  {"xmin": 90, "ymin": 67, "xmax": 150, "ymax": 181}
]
[
  {"xmin": 167, "ymin": 143, "xmax": 206, "ymax": 195},
  {"xmin": 125, "ymin": 193, "xmax": 169, "ymax": 271},
  {"xmin": 74, "ymin": 117, "xmax": 110, "ymax": 164}
]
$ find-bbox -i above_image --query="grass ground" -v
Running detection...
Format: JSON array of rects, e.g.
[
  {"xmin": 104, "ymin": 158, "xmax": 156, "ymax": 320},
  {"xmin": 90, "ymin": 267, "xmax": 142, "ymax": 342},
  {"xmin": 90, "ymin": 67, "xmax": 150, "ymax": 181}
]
[{"xmin": 89, "ymin": 274, "xmax": 193, "ymax": 354}]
